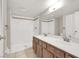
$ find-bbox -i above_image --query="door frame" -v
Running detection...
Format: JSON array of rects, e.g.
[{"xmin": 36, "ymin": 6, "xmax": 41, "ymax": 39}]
[{"xmin": 2, "ymin": 0, "xmax": 10, "ymax": 57}]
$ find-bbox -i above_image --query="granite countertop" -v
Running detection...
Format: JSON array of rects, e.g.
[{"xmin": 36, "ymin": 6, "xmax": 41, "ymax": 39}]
[{"xmin": 33, "ymin": 35, "xmax": 79, "ymax": 57}]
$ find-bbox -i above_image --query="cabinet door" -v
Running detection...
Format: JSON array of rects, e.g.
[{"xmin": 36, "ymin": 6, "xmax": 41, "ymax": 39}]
[
  {"xmin": 65, "ymin": 54, "xmax": 73, "ymax": 58},
  {"xmin": 65, "ymin": 53, "xmax": 77, "ymax": 58},
  {"xmin": 33, "ymin": 39, "xmax": 37, "ymax": 54},
  {"xmin": 33, "ymin": 38, "xmax": 35, "ymax": 50},
  {"xmin": 47, "ymin": 44, "xmax": 64, "ymax": 58},
  {"xmin": 37, "ymin": 45, "xmax": 42, "ymax": 57},
  {"xmin": 47, "ymin": 44, "xmax": 55, "ymax": 55},
  {"xmin": 54, "ymin": 48, "xmax": 64, "ymax": 58},
  {"xmin": 43, "ymin": 48, "xmax": 53, "ymax": 58}
]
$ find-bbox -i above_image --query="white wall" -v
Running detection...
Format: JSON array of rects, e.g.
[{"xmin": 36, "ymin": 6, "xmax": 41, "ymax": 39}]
[
  {"xmin": 33, "ymin": 19, "xmax": 40, "ymax": 35},
  {"xmin": 63, "ymin": 11, "xmax": 79, "ymax": 43},
  {"xmin": 48, "ymin": 20, "xmax": 55, "ymax": 35},
  {"xmin": 63, "ymin": 14, "xmax": 74, "ymax": 39},
  {"xmin": 10, "ymin": 18, "xmax": 33, "ymax": 48},
  {"xmin": 73, "ymin": 11, "xmax": 79, "ymax": 43},
  {"xmin": 0, "ymin": 0, "xmax": 2, "ymax": 35},
  {"xmin": 55, "ymin": 17, "xmax": 63, "ymax": 35},
  {"xmin": 41, "ymin": 22, "xmax": 48, "ymax": 35},
  {"xmin": 0, "ymin": 0, "xmax": 3, "ymax": 56},
  {"xmin": 41, "ymin": 19, "xmax": 55, "ymax": 36},
  {"xmin": 33, "ymin": 19, "xmax": 55, "ymax": 36}
]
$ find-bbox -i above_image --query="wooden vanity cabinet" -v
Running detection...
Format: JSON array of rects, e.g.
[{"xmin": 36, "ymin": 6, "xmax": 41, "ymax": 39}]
[
  {"xmin": 36, "ymin": 39, "xmax": 43, "ymax": 57},
  {"xmin": 65, "ymin": 53, "xmax": 73, "ymax": 58},
  {"xmin": 37, "ymin": 44, "xmax": 42, "ymax": 57},
  {"xmin": 43, "ymin": 48, "xmax": 53, "ymax": 58},
  {"xmin": 33, "ymin": 37, "xmax": 37, "ymax": 54},
  {"xmin": 54, "ymin": 48, "xmax": 64, "ymax": 58},
  {"xmin": 33, "ymin": 36, "xmax": 77, "ymax": 58},
  {"xmin": 47, "ymin": 44, "xmax": 55, "ymax": 55},
  {"xmin": 42, "ymin": 42, "xmax": 47, "ymax": 48},
  {"xmin": 42, "ymin": 42, "xmax": 54, "ymax": 58},
  {"xmin": 65, "ymin": 53, "xmax": 77, "ymax": 58},
  {"xmin": 47, "ymin": 44, "xmax": 64, "ymax": 58}
]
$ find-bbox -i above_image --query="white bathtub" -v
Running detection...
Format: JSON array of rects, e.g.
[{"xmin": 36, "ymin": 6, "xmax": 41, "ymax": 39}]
[{"xmin": 10, "ymin": 43, "xmax": 32, "ymax": 53}]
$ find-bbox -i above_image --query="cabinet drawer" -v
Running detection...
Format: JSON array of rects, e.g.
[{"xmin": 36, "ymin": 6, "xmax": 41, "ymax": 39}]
[
  {"xmin": 65, "ymin": 53, "xmax": 73, "ymax": 58},
  {"xmin": 35, "ymin": 39, "xmax": 39, "ymax": 43},
  {"xmin": 39, "ymin": 40, "xmax": 42, "ymax": 46},
  {"xmin": 65, "ymin": 53, "xmax": 77, "ymax": 58},
  {"xmin": 47, "ymin": 44, "xmax": 55, "ymax": 54},
  {"xmin": 33, "ymin": 37, "xmax": 35, "ymax": 40},
  {"xmin": 43, "ymin": 42, "xmax": 47, "ymax": 48},
  {"xmin": 33, "ymin": 37, "xmax": 38, "ymax": 42},
  {"xmin": 54, "ymin": 48, "xmax": 64, "ymax": 58},
  {"xmin": 43, "ymin": 48, "xmax": 54, "ymax": 58},
  {"xmin": 37, "ymin": 45, "xmax": 42, "ymax": 57},
  {"xmin": 43, "ymin": 48, "xmax": 49, "ymax": 58}
]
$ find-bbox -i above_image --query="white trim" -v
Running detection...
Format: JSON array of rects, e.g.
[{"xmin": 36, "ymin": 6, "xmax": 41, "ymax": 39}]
[{"xmin": 12, "ymin": 16, "xmax": 34, "ymax": 20}]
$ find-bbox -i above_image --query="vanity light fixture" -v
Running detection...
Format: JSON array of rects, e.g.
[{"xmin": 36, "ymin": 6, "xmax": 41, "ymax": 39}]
[{"xmin": 49, "ymin": 0, "xmax": 63, "ymax": 13}]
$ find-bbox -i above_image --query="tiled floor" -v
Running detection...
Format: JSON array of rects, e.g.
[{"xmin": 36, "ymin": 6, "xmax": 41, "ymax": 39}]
[{"xmin": 7, "ymin": 48, "xmax": 37, "ymax": 58}]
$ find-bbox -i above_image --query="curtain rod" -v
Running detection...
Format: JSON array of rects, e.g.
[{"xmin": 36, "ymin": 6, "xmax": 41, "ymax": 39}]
[
  {"xmin": 41, "ymin": 20, "xmax": 54, "ymax": 22},
  {"xmin": 12, "ymin": 16, "xmax": 34, "ymax": 21}
]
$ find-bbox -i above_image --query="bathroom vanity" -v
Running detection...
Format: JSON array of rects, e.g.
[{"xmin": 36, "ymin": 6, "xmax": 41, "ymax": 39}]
[{"xmin": 33, "ymin": 35, "xmax": 79, "ymax": 58}]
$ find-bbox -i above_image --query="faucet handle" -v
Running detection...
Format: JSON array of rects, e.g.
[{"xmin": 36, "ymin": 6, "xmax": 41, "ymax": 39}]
[
  {"xmin": 43, "ymin": 33, "xmax": 47, "ymax": 36},
  {"xmin": 74, "ymin": 31, "xmax": 78, "ymax": 33},
  {"xmin": 69, "ymin": 35, "xmax": 71, "ymax": 38}
]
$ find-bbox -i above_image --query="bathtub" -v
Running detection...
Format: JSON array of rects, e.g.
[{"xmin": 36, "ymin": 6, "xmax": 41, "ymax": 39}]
[{"xmin": 10, "ymin": 43, "xmax": 32, "ymax": 53}]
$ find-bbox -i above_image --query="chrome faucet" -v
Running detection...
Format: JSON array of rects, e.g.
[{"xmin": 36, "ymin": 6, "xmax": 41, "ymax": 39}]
[
  {"xmin": 63, "ymin": 29, "xmax": 71, "ymax": 42},
  {"xmin": 63, "ymin": 35, "xmax": 71, "ymax": 42},
  {"xmin": 43, "ymin": 33, "xmax": 47, "ymax": 36}
]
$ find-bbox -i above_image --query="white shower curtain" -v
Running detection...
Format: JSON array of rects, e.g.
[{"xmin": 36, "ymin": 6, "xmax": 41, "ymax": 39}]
[{"xmin": 10, "ymin": 18, "xmax": 33, "ymax": 52}]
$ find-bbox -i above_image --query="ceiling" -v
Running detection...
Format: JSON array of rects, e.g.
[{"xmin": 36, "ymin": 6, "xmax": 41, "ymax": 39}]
[
  {"xmin": 9, "ymin": 0, "xmax": 79, "ymax": 19},
  {"xmin": 44, "ymin": 0, "xmax": 79, "ymax": 18},
  {"xmin": 9, "ymin": 0, "xmax": 57, "ymax": 18}
]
